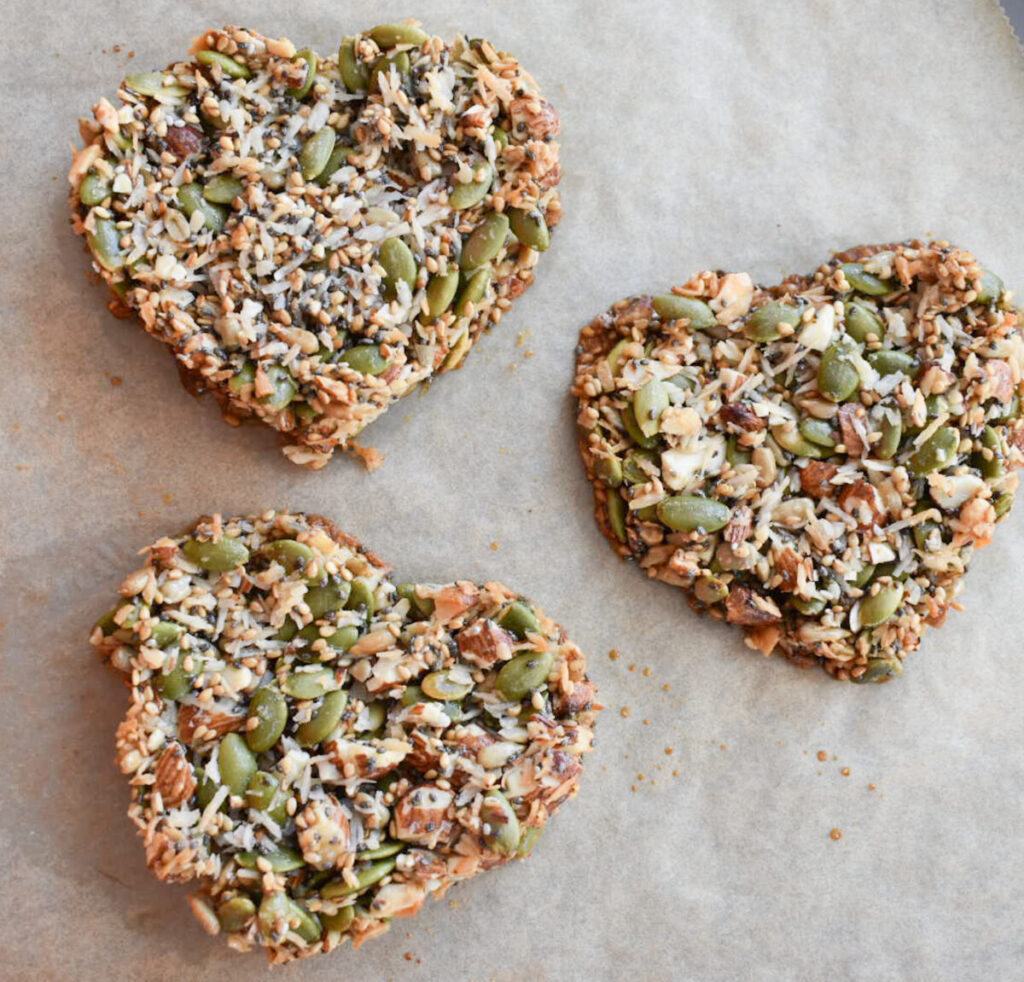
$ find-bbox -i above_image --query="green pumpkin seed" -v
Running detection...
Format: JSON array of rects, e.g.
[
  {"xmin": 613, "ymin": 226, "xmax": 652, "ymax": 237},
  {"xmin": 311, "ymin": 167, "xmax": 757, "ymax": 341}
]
[
  {"xmin": 195, "ymin": 768, "xmax": 225, "ymax": 812},
  {"xmin": 454, "ymin": 266, "xmax": 491, "ymax": 315},
  {"xmin": 299, "ymin": 127, "xmax": 336, "ymax": 182},
  {"xmin": 422, "ymin": 670, "xmax": 473, "ymax": 701},
  {"xmin": 594, "ymin": 455, "xmax": 624, "ymax": 488},
  {"xmin": 974, "ymin": 425, "xmax": 1005, "ymax": 480},
  {"xmin": 369, "ymin": 23, "xmax": 429, "ymax": 46},
  {"xmin": 315, "ymin": 143, "xmax": 358, "ymax": 187},
  {"xmin": 771, "ymin": 424, "xmax": 827, "ymax": 459},
  {"xmin": 852, "ymin": 656, "xmax": 903, "ymax": 684},
  {"xmin": 261, "ymin": 538, "xmax": 315, "ymax": 575},
  {"xmin": 305, "ymin": 582, "xmax": 350, "ymax": 617},
  {"xmin": 974, "ymin": 269, "xmax": 1003, "ymax": 305},
  {"xmin": 876, "ymin": 411, "xmax": 902, "ymax": 460},
  {"xmin": 124, "ymin": 72, "xmax": 190, "ymax": 99},
  {"xmin": 492, "ymin": 126, "xmax": 509, "ymax": 151},
  {"xmin": 196, "ymin": 50, "xmax": 250, "ymax": 79},
  {"xmin": 257, "ymin": 893, "xmax": 290, "ymax": 938},
  {"xmin": 281, "ymin": 667, "xmax": 336, "ymax": 700},
  {"xmin": 345, "ymin": 579, "xmax": 375, "ymax": 617},
  {"xmin": 321, "ymin": 905, "xmax": 355, "ymax": 933},
  {"xmin": 183, "ymin": 535, "xmax": 250, "ymax": 572},
  {"xmin": 449, "ymin": 165, "xmax": 493, "ymax": 210},
  {"xmin": 288, "ymin": 900, "xmax": 322, "ymax": 943},
  {"xmin": 818, "ymin": 341, "xmax": 861, "ymax": 402},
  {"xmin": 339, "ymin": 344, "xmax": 389, "ymax": 376},
  {"xmin": 509, "ymin": 208, "xmax": 550, "ymax": 251},
  {"xmin": 791, "ymin": 596, "xmax": 827, "ymax": 616},
  {"xmin": 726, "ymin": 436, "xmax": 752, "ymax": 467},
  {"xmin": 424, "ymin": 269, "xmax": 461, "ymax": 319},
  {"xmin": 80, "ymin": 172, "xmax": 111, "ymax": 206},
  {"xmin": 496, "ymin": 651, "xmax": 554, "ymax": 700},
  {"xmin": 217, "ymin": 896, "xmax": 256, "ymax": 932},
  {"xmin": 844, "ymin": 302, "xmax": 885, "ymax": 344},
  {"xmin": 912, "ymin": 520, "xmax": 941, "ymax": 552},
  {"xmin": 480, "ymin": 790, "xmax": 520, "ymax": 854},
  {"xmin": 516, "ymin": 825, "xmax": 542, "ymax": 857},
  {"xmin": 866, "ymin": 349, "xmax": 918, "ymax": 377},
  {"xmin": 370, "ymin": 51, "xmax": 410, "ymax": 93},
  {"xmin": 745, "ymin": 301, "xmax": 800, "ymax": 342},
  {"xmin": 622, "ymin": 449, "xmax": 657, "ymax": 484},
  {"xmin": 322, "ymin": 857, "xmax": 397, "ymax": 899},
  {"xmin": 150, "ymin": 621, "xmax": 185, "ymax": 647},
  {"xmin": 338, "ymin": 38, "xmax": 370, "ymax": 91},
  {"xmin": 859, "ymin": 583, "xmax": 904, "ymax": 628},
  {"xmin": 358, "ymin": 840, "xmax": 405, "ymax": 861},
  {"xmin": 358, "ymin": 701, "xmax": 387, "ymax": 734},
  {"xmin": 203, "ymin": 175, "xmax": 245, "ymax": 204},
  {"xmin": 633, "ymin": 380, "xmax": 671, "ymax": 438},
  {"xmin": 499, "ymin": 601, "xmax": 541, "ymax": 640},
  {"xmin": 607, "ymin": 493, "xmax": 628, "ymax": 542},
  {"xmin": 287, "ymin": 48, "xmax": 318, "ymax": 100},
  {"xmin": 605, "ymin": 338, "xmax": 632, "ymax": 377},
  {"xmin": 993, "ymin": 492, "xmax": 1015, "ymax": 520},
  {"xmin": 799, "ymin": 418, "xmax": 836, "ymax": 448},
  {"xmin": 379, "ymin": 237, "xmax": 417, "ymax": 299},
  {"xmin": 657, "ymin": 495, "xmax": 732, "ymax": 533},
  {"xmin": 299, "ymin": 623, "xmax": 360, "ymax": 651},
  {"xmin": 228, "ymin": 360, "xmax": 256, "ymax": 393},
  {"xmin": 156, "ymin": 659, "xmax": 196, "ymax": 701},
  {"xmin": 218, "ymin": 732, "xmax": 257, "ymax": 797},
  {"xmin": 694, "ymin": 574, "xmax": 728, "ymax": 605},
  {"xmin": 244, "ymin": 771, "xmax": 290, "ymax": 824},
  {"xmin": 88, "ymin": 217, "xmax": 124, "ymax": 270},
  {"xmin": 841, "ymin": 263, "xmax": 893, "ymax": 296},
  {"xmin": 851, "ymin": 563, "xmax": 876, "ymax": 589},
  {"xmin": 462, "ymin": 212, "xmax": 510, "ymax": 269},
  {"xmin": 259, "ymin": 364, "xmax": 298, "ymax": 412},
  {"xmin": 246, "ymin": 687, "xmax": 288, "ymax": 753},
  {"xmin": 621, "ymin": 402, "xmax": 659, "ymax": 449},
  {"xmin": 397, "ymin": 583, "xmax": 435, "ymax": 616},
  {"xmin": 296, "ymin": 689, "xmax": 347, "ymax": 746},
  {"xmin": 652, "ymin": 295, "xmax": 716, "ymax": 328},
  {"xmin": 907, "ymin": 426, "xmax": 959, "ymax": 476},
  {"xmin": 177, "ymin": 182, "xmax": 226, "ymax": 233}
]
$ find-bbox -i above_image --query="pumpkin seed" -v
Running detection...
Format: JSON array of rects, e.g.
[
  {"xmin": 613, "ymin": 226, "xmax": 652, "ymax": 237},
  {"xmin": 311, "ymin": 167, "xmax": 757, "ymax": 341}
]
[
  {"xmin": 509, "ymin": 208, "xmax": 550, "ymax": 251},
  {"xmin": 745, "ymin": 301, "xmax": 800, "ymax": 342},
  {"xmin": 461, "ymin": 212, "xmax": 509, "ymax": 269},
  {"xmin": 859, "ymin": 582, "xmax": 904, "ymax": 628},
  {"xmin": 841, "ymin": 263, "xmax": 893, "ymax": 296},
  {"xmin": 907, "ymin": 426, "xmax": 959, "ymax": 476},
  {"xmin": 653, "ymin": 294, "xmax": 716, "ymax": 328},
  {"xmin": 656, "ymin": 495, "xmax": 732, "ymax": 533},
  {"xmin": 496, "ymin": 651, "xmax": 554, "ymax": 700}
]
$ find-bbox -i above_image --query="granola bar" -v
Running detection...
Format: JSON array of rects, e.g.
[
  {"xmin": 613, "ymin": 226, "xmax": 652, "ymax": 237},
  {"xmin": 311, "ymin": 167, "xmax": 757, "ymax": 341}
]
[
  {"xmin": 574, "ymin": 241, "xmax": 1022, "ymax": 682},
  {"xmin": 69, "ymin": 24, "xmax": 561, "ymax": 468},
  {"xmin": 91, "ymin": 511, "xmax": 597, "ymax": 962}
]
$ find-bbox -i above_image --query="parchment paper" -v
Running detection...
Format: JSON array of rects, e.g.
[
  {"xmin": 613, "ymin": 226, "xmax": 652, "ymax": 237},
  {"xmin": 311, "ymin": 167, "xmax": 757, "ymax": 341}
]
[{"xmin": 2, "ymin": 2, "xmax": 1022, "ymax": 979}]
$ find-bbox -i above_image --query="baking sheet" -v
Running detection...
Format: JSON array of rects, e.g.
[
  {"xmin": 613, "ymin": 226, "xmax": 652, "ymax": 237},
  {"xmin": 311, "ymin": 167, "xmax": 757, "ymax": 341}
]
[{"xmin": 2, "ymin": 1, "xmax": 1023, "ymax": 979}]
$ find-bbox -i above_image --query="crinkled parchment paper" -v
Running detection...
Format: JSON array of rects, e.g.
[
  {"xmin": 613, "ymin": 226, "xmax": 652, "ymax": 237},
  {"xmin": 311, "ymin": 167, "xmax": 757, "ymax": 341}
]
[{"xmin": 1, "ymin": 1, "xmax": 1022, "ymax": 979}]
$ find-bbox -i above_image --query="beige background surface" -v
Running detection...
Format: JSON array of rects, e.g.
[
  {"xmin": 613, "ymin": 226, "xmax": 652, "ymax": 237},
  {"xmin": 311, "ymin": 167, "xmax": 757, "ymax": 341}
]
[{"xmin": 2, "ymin": 1, "xmax": 1023, "ymax": 979}]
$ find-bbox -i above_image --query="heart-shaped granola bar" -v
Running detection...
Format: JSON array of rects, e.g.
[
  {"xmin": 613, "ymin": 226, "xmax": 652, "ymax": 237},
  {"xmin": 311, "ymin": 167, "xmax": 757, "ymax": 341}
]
[
  {"xmin": 91, "ymin": 511, "xmax": 598, "ymax": 962},
  {"xmin": 574, "ymin": 241, "xmax": 1022, "ymax": 682},
  {"xmin": 69, "ymin": 24, "xmax": 560, "ymax": 469}
]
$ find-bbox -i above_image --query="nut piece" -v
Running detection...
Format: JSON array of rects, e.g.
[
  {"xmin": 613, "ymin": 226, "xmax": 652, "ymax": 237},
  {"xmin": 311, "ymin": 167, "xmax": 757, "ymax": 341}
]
[{"xmin": 152, "ymin": 743, "xmax": 197, "ymax": 807}]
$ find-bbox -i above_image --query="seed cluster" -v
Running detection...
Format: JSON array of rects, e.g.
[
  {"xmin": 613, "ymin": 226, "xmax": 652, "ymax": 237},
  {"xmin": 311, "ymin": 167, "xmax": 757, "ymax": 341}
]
[
  {"xmin": 92, "ymin": 511, "xmax": 597, "ymax": 963},
  {"xmin": 574, "ymin": 241, "xmax": 1023, "ymax": 681},
  {"xmin": 69, "ymin": 24, "xmax": 561, "ymax": 468}
]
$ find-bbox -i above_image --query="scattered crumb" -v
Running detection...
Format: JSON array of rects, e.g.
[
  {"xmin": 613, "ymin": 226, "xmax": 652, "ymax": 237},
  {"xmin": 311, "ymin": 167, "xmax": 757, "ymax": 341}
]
[
  {"xmin": 57, "ymin": 413, "xmax": 67, "ymax": 421},
  {"xmin": 720, "ymin": 744, "xmax": 727, "ymax": 751},
  {"xmin": 636, "ymin": 773, "xmax": 644, "ymax": 782},
  {"xmin": 110, "ymin": 376, "xmax": 123, "ymax": 386},
  {"xmin": 628, "ymin": 664, "xmax": 636, "ymax": 672},
  {"xmin": 642, "ymin": 718, "xmax": 650, "ymax": 726},
  {"xmin": 630, "ymin": 785, "xmax": 639, "ymax": 792},
  {"xmin": 661, "ymin": 683, "xmax": 671, "ymax": 691},
  {"xmin": 448, "ymin": 900, "xmax": 461, "ymax": 910},
  {"xmin": 868, "ymin": 783, "xmax": 876, "ymax": 791},
  {"xmin": 829, "ymin": 828, "xmax": 843, "ymax": 841},
  {"xmin": 619, "ymin": 706, "xmax": 631, "ymax": 719},
  {"xmin": 515, "ymin": 330, "xmax": 530, "ymax": 346},
  {"xmin": 524, "ymin": 349, "xmax": 535, "ymax": 358},
  {"xmin": 162, "ymin": 492, "xmax": 174, "ymax": 505},
  {"xmin": 841, "ymin": 767, "xmax": 851, "ymax": 777},
  {"xmin": 672, "ymin": 769, "xmax": 680, "ymax": 777},
  {"xmin": 608, "ymin": 649, "xmax": 619, "ymax": 661},
  {"xmin": 489, "ymin": 541, "xmax": 500, "ymax": 551},
  {"xmin": 113, "ymin": 43, "xmax": 121, "ymax": 52},
  {"xmin": 817, "ymin": 750, "xmax": 828, "ymax": 762},
  {"xmin": 641, "ymin": 667, "xmax": 652, "ymax": 677},
  {"xmin": 664, "ymin": 747, "xmax": 674, "ymax": 755},
  {"xmin": 509, "ymin": 363, "xmax": 518, "ymax": 371}
]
